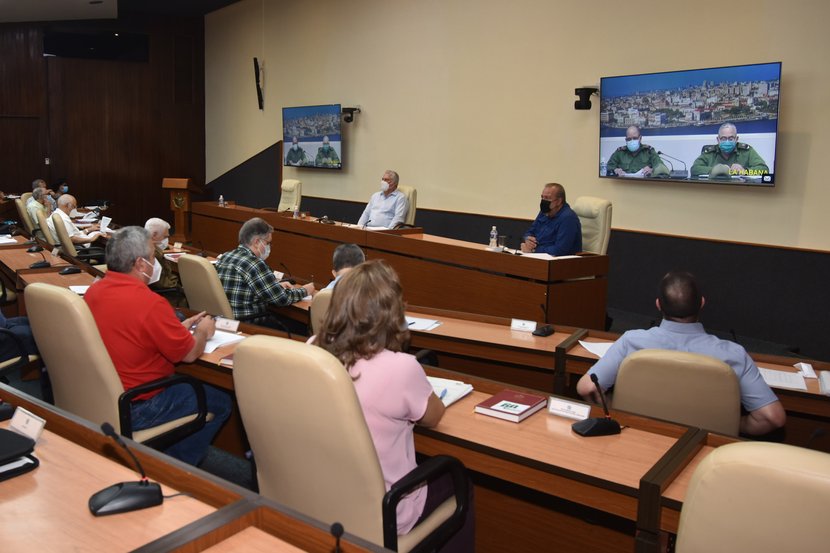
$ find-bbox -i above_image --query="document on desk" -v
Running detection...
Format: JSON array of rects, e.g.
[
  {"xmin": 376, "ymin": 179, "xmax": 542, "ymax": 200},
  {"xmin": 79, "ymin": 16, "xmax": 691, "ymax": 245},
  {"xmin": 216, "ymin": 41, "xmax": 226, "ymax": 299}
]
[
  {"xmin": 69, "ymin": 285, "xmax": 90, "ymax": 296},
  {"xmin": 579, "ymin": 340, "xmax": 614, "ymax": 358},
  {"xmin": 203, "ymin": 330, "xmax": 245, "ymax": 354},
  {"xmin": 0, "ymin": 235, "xmax": 17, "ymax": 244},
  {"xmin": 406, "ymin": 316, "xmax": 442, "ymax": 331},
  {"xmin": 427, "ymin": 376, "xmax": 473, "ymax": 407},
  {"xmin": 520, "ymin": 252, "xmax": 556, "ymax": 260},
  {"xmin": 758, "ymin": 367, "xmax": 808, "ymax": 391}
]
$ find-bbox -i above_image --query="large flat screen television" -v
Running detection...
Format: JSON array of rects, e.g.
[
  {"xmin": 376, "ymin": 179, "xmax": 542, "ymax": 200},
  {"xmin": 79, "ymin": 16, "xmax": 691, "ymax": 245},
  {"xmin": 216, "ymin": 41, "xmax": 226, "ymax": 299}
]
[
  {"xmin": 282, "ymin": 104, "xmax": 342, "ymax": 169},
  {"xmin": 599, "ymin": 62, "xmax": 781, "ymax": 186}
]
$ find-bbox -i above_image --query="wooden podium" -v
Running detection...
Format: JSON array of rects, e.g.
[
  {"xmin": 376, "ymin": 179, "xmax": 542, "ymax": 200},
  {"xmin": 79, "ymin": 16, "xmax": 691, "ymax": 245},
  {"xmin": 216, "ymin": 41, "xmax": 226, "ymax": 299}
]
[{"xmin": 162, "ymin": 177, "xmax": 203, "ymax": 242}]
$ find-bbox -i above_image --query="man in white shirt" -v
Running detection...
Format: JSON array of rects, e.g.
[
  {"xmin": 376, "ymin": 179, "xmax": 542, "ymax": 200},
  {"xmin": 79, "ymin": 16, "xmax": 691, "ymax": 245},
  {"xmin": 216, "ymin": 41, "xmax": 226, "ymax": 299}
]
[
  {"xmin": 47, "ymin": 194, "xmax": 101, "ymax": 248},
  {"xmin": 356, "ymin": 170, "xmax": 409, "ymax": 229}
]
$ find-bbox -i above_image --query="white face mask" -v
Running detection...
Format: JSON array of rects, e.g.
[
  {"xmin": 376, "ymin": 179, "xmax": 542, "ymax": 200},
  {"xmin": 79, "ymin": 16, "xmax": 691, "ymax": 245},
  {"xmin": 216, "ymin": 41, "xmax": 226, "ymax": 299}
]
[
  {"xmin": 260, "ymin": 243, "xmax": 271, "ymax": 261},
  {"xmin": 141, "ymin": 257, "xmax": 162, "ymax": 285},
  {"xmin": 380, "ymin": 181, "xmax": 390, "ymax": 193},
  {"xmin": 157, "ymin": 238, "xmax": 169, "ymax": 251}
]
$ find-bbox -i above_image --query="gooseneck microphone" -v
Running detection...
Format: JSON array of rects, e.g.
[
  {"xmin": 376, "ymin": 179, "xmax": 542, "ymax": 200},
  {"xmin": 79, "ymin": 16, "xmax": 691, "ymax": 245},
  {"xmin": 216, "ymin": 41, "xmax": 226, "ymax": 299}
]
[
  {"xmin": 571, "ymin": 374, "xmax": 622, "ymax": 437},
  {"xmin": 29, "ymin": 251, "xmax": 50, "ymax": 269},
  {"xmin": 331, "ymin": 522, "xmax": 344, "ymax": 553},
  {"xmin": 88, "ymin": 422, "xmax": 163, "ymax": 516},
  {"xmin": 279, "ymin": 262, "xmax": 296, "ymax": 285},
  {"xmin": 657, "ymin": 151, "xmax": 689, "ymax": 178},
  {"xmin": 362, "ymin": 219, "xmax": 371, "ymax": 229},
  {"xmin": 196, "ymin": 241, "xmax": 208, "ymax": 257}
]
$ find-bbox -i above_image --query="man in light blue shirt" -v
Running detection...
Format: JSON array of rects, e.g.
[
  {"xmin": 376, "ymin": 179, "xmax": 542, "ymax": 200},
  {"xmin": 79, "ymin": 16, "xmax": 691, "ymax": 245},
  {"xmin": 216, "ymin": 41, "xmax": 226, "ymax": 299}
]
[
  {"xmin": 323, "ymin": 243, "xmax": 365, "ymax": 290},
  {"xmin": 356, "ymin": 170, "xmax": 409, "ymax": 229},
  {"xmin": 577, "ymin": 271, "xmax": 785, "ymax": 436}
]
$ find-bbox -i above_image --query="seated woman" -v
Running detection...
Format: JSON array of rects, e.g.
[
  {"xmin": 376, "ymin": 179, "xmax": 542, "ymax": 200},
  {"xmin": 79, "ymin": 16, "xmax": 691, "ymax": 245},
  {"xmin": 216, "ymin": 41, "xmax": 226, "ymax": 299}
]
[{"xmin": 314, "ymin": 259, "xmax": 474, "ymax": 551}]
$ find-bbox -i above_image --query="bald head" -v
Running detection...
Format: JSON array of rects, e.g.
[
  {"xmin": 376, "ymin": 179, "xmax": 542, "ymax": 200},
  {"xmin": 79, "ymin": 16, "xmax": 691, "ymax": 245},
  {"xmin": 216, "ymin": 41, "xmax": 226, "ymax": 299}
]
[
  {"xmin": 57, "ymin": 194, "xmax": 76, "ymax": 212},
  {"xmin": 658, "ymin": 271, "xmax": 702, "ymax": 322}
]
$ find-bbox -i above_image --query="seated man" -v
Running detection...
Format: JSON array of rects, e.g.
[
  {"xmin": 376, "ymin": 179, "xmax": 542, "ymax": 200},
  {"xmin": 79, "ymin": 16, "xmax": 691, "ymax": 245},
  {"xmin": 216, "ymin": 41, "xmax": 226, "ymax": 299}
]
[
  {"xmin": 85, "ymin": 226, "xmax": 231, "ymax": 465},
  {"xmin": 26, "ymin": 188, "xmax": 51, "ymax": 235},
  {"xmin": 144, "ymin": 217, "xmax": 179, "ymax": 290},
  {"xmin": 216, "ymin": 217, "xmax": 315, "ymax": 321},
  {"xmin": 314, "ymin": 135, "xmax": 341, "ymax": 167},
  {"xmin": 356, "ymin": 170, "xmax": 409, "ymax": 229},
  {"xmin": 606, "ymin": 125, "xmax": 669, "ymax": 177},
  {"xmin": 576, "ymin": 271, "xmax": 786, "ymax": 436},
  {"xmin": 521, "ymin": 182, "xmax": 582, "ymax": 256},
  {"xmin": 324, "ymin": 243, "xmax": 365, "ymax": 290},
  {"xmin": 285, "ymin": 136, "xmax": 308, "ymax": 166},
  {"xmin": 690, "ymin": 122, "xmax": 769, "ymax": 178},
  {"xmin": 0, "ymin": 310, "xmax": 38, "ymax": 365},
  {"xmin": 32, "ymin": 178, "xmax": 57, "ymax": 211},
  {"xmin": 47, "ymin": 194, "xmax": 101, "ymax": 248}
]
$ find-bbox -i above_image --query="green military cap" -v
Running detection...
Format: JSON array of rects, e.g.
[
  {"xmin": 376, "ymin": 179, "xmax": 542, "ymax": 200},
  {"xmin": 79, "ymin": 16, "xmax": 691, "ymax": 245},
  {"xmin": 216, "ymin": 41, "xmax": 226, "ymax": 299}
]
[{"xmin": 709, "ymin": 163, "xmax": 731, "ymax": 178}]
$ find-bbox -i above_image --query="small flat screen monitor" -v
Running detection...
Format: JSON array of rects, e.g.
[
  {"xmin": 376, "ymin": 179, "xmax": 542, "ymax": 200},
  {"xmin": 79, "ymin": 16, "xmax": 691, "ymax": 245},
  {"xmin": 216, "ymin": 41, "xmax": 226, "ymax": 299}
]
[
  {"xmin": 282, "ymin": 104, "xmax": 342, "ymax": 169},
  {"xmin": 599, "ymin": 62, "xmax": 781, "ymax": 186}
]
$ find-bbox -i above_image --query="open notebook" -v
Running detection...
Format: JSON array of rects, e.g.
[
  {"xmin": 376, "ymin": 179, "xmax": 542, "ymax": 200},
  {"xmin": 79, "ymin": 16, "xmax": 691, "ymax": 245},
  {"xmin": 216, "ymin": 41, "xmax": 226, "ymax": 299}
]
[{"xmin": 426, "ymin": 376, "xmax": 473, "ymax": 407}]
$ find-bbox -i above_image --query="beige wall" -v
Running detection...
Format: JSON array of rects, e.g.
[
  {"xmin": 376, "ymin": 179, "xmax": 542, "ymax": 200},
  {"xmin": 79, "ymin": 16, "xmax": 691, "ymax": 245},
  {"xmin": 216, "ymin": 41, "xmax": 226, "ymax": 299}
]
[{"xmin": 206, "ymin": 0, "xmax": 830, "ymax": 250}]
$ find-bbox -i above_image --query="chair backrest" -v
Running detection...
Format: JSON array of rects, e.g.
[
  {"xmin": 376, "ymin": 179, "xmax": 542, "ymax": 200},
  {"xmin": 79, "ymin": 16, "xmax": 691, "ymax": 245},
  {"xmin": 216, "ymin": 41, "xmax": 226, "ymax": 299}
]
[
  {"xmin": 24, "ymin": 282, "xmax": 125, "ymax": 430},
  {"xmin": 397, "ymin": 185, "xmax": 417, "ymax": 226},
  {"xmin": 572, "ymin": 196, "xmax": 612, "ymax": 254},
  {"xmin": 677, "ymin": 442, "xmax": 830, "ymax": 553},
  {"xmin": 277, "ymin": 179, "xmax": 302, "ymax": 212},
  {"xmin": 50, "ymin": 212, "xmax": 79, "ymax": 255},
  {"xmin": 21, "ymin": 192, "xmax": 33, "ymax": 205},
  {"xmin": 234, "ymin": 335, "xmax": 387, "ymax": 544},
  {"xmin": 15, "ymin": 198, "xmax": 36, "ymax": 234},
  {"xmin": 178, "ymin": 254, "xmax": 234, "ymax": 318},
  {"xmin": 613, "ymin": 349, "xmax": 741, "ymax": 436},
  {"xmin": 37, "ymin": 209, "xmax": 59, "ymax": 246},
  {"xmin": 309, "ymin": 288, "xmax": 333, "ymax": 335}
]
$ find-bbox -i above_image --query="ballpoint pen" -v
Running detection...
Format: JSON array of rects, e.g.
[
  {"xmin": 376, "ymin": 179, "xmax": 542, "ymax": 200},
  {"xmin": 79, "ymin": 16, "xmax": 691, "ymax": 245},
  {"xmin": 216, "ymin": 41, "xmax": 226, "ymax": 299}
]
[{"xmin": 439, "ymin": 388, "xmax": 447, "ymax": 400}]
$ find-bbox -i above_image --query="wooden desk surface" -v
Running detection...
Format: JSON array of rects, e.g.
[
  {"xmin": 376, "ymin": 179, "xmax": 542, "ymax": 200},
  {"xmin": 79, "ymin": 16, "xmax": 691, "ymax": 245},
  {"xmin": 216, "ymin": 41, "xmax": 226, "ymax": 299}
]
[
  {"xmin": 0, "ymin": 248, "xmax": 70, "ymax": 272},
  {"xmin": 17, "ymin": 267, "xmax": 97, "ymax": 288},
  {"xmin": 0, "ymin": 423, "xmax": 215, "ymax": 552},
  {"xmin": 202, "ymin": 526, "xmax": 307, "ymax": 553}
]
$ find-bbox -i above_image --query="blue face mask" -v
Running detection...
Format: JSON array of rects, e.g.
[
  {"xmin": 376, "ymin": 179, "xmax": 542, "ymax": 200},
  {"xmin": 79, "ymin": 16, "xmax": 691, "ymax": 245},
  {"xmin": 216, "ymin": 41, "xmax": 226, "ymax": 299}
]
[
  {"xmin": 719, "ymin": 140, "xmax": 736, "ymax": 154},
  {"xmin": 626, "ymin": 139, "xmax": 640, "ymax": 153}
]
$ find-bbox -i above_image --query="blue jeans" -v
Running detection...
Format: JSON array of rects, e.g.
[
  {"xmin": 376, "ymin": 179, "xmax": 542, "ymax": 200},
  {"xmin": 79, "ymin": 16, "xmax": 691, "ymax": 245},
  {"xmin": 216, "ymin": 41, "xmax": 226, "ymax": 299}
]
[
  {"xmin": 130, "ymin": 383, "xmax": 232, "ymax": 466},
  {"xmin": 0, "ymin": 316, "xmax": 38, "ymax": 362}
]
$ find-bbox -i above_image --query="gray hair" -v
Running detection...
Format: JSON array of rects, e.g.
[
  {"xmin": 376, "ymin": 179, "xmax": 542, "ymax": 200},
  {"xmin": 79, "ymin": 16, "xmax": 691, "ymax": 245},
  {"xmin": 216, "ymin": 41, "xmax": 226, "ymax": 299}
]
[
  {"xmin": 718, "ymin": 122, "xmax": 737, "ymax": 135},
  {"xmin": 32, "ymin": 179, "xmax": 46, "ymax": 191},
  {"xmin": 384, "ymin": 170, "xmax": 400, "ymax": 186},
  {"xmin": 32, "ymin": 188, "xmax": 46, "ymax": 202},
  {"xmin": 239, "ymin": 217, "xmax": 273, "ymax": 247},
  {"xmin": 543, "ymin": 182, "xmax": 566, "ymax": 203},
  {"xmin": 144, "ymin": 217, "xmax": 170, "ymax": 236},
  {"xmin": 332, "ymin": 243, "xmax": 365, "ymax": 271},
  {"xmin": 106, "ymin": 226, "xmax": 152, "ymax": 273},
  {"xmin": 57, "ymin": 194, "xmax": 74, "ymax": 209}
]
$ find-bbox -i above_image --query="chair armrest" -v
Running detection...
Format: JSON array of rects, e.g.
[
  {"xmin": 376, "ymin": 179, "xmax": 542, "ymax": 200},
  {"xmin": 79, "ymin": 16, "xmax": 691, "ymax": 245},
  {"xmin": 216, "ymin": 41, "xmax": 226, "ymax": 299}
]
[
  {"xmin": 118, "ymin": 374, "xmax": 207, "ymax": 440},
  {"xmin": 382, "ymin": 455, "xmax": 470, "ymax": 553},
  {"xmin": 0, "ymin": 328, "xmax": 36, "ymax": 377}
]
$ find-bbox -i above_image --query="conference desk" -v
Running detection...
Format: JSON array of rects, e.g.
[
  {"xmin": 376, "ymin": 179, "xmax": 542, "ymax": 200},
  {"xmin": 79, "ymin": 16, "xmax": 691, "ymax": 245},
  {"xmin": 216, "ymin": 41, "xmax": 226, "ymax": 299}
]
[
  {"xmin": 190, "ymin": 202, "xmax": 609, "ymax": 329},
  {"xmin": 0, "ymin": 383, "xmax": 385, "ymax": 553}
]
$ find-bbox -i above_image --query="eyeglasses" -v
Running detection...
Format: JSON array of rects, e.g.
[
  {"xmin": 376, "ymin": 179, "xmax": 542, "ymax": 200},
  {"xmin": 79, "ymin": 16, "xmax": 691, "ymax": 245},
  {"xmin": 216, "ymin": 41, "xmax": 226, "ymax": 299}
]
[{"xmin": 717, "ymin": 136, "xmax": 737, "ymax": 142}]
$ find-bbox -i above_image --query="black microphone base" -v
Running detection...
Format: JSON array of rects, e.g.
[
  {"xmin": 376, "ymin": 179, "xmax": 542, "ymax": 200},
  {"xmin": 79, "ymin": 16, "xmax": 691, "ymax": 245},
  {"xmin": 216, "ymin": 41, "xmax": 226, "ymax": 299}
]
[
  {"xmin": 669, "ymin": 171, "xmax": 688, "ymax": 179},
  {"xmin": 572, "ymin": 417, "xmax": 621, "ymax": 437},
  {"xmin": 89, "ymin": 481, "xmax": 163, "ymax": 516}
]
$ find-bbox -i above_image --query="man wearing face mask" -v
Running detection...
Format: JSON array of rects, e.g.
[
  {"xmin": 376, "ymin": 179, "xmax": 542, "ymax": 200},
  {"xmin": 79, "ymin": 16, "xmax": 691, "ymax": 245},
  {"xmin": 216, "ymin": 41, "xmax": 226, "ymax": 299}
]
[
  {"xmin": 47, "ymin": 194, "xmax": 101, "ymax": 249},
  {"xmin": 521, "ymin": 183, "xmax": 582, "ymax": 256},
  {"xmin": 216, "ymin": 217, "xmax": 315, "ymax": 322},
  {"xmin": 85, "ymin": 226, "xmax": 231, "ymax": 466},
  {"xmin": 356, "ymin": 170, "xmax": 409, "ymax": 229},
  {"xmin": 144, "ymin": 217, "xmax": 179, "ymax": 290},
  {"xmin": 285, "ymin": 136, "xmax": 308, "ymax": 166},
  {"xmin": 314, "ymin": 135, "xmax": 341, "ymax": 168},
  {"xmin": 606, "ymin": 125, "xmax": 668, "ymax": 177},
  {"xmin": 690, "ymin": 122, "xmax": 769, "ymax": 178}
]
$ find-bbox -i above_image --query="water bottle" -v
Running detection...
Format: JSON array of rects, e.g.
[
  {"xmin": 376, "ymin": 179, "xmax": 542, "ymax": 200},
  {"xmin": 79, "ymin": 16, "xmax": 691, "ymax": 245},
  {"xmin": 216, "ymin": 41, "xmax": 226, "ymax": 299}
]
[
  {"xmin": 293, "ymin": 205, "xmax": 300, "ymax": 219},
  {"xmin": 218, "ymin": 195, "xmax": 225, "ymax": 207},
  {"xmin": 489, "ymin": 226, "xmax": 498, "ymax": 248},
  {"xmin": 599, "ymin": 157, "xmax": 607, "ymax": 177}
]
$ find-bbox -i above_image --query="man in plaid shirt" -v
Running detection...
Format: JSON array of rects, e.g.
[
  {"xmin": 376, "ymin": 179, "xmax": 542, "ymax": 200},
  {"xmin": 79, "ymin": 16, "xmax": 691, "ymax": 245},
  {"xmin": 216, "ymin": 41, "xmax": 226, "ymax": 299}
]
[{"xmin": 216, "ymin": 217, "xmax": 315, "ymax": 321}]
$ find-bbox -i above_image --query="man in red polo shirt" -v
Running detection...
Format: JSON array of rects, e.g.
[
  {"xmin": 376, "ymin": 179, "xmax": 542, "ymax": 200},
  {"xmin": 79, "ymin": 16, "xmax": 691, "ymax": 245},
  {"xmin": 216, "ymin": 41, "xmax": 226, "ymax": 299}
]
[{"xmin": 85, "ymin": 226, "xmax": 231, "ymax": 465}]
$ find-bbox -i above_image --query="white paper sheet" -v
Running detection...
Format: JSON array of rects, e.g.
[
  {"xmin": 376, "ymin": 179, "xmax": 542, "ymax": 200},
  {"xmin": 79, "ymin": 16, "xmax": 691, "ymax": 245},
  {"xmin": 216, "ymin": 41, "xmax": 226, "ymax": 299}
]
[
  {"xmin": 69, "ymin": 285, "xmax": 89, "ymax": 295},
  {"xmin": 427, "ymin": 376, "xmax": 474, "ymax": 407},
  {"xmin": 578, "ymin": 340, "xmax": 614, "ymax": 358},
  {"xmin": 405, "ymin": 316, "xmax": 442, "ymax": 331},
  {"xmin": 758, "ymin": 367, "xmax": 808, "ymax": 391},
  {"xmin": 203, "ymin": 329, "xmax": 245, "ymax": 353}
]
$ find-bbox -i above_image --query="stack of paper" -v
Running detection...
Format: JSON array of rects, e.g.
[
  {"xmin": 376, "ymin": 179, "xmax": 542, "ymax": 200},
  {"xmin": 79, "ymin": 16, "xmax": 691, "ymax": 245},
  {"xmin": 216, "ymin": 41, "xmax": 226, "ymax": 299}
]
[
  {"xmin": 406, "ymin": 316, "xmax": 441, "ymax": 331},
  {"xmin": 203, "ymin": 330, "xmax": 246, "ymax": 353},
  {"xmin": 758, "ymin": 367, "xmax": 808, "ymax": 391},
  {"xmin": 426, "ymin": 376, "xmax": 473, "ymax": 407},
  {"xmin": 579, "ymin": 340, "xmax": 615, "ymax": 358}
]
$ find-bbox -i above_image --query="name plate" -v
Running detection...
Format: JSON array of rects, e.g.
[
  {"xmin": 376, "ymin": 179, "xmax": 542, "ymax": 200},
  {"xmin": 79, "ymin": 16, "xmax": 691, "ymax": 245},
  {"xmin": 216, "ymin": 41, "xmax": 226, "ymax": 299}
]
[
  {"xmin": 215, "ymin": 317, "xmax": 240, "ymax": 333},
  {"xmin": 10, "ymin": 406, "xmax": 46, "ymax": 442},
  {"xmin": 510, "ymin": 319, "xmax": 537, "ymax": 332},
  {"xmin": 547, "ymin": 397, "xmax": 591, "ymax": 421}
]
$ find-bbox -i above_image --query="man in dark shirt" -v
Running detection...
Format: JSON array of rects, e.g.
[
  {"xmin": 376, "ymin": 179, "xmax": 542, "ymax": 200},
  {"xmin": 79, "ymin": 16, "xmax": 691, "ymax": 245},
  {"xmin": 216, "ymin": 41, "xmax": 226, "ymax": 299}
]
[{"xmin": 521, "ymin": 183, "xmax": 582, "ymax": 256}]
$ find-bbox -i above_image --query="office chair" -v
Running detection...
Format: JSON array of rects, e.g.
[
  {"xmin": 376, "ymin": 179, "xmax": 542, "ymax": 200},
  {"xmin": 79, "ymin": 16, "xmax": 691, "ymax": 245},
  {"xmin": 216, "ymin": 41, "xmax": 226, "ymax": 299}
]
[
  {"xmin": 0, "ymin": 328, "xmax": 40, "ymax": 382},
  {"xmin": 613, "ymin": 349, "xmax": 741, "ymax": 436},
  {"xmin": 397, "ymin": 185, "xmax": 417, "ymax": 227},
  {"xmin": 572, "ymin": 196, "xmax": 612, "ymax": 255},
  {"xmin": 233, "ymin": 335, "xmax": 470, "ymax": 552},
  {"xmin": 178, "ymin": 254, "xmax": 234, "ymax": 318},
  {"xmin": 676, "ymin": 441, "xmax": 830, "ymax": 553},
  {"xmin": 14, "ymin": 198, "xmax": 36, "ymax": 237},
  {"xmin": 277, "ymin": 179, "xmax": 302, "ymax": 213},
  {"xmin": 20, "ymin": 192, "xmax": 33, "ymax": 205},
  {"xmin": 308, "ymin": 288, "xmax": 333, "ymax": 335},
  {"xmin": 49, "ymin": 212, "xmax": 107, "ymax": 268},
  {"xmin": 35, "ymin": 210, "xmax": 59, "ymax": 248},
  {"xmin": 24, "ymin": 282, "xmax": 209, "ymax": 450}
]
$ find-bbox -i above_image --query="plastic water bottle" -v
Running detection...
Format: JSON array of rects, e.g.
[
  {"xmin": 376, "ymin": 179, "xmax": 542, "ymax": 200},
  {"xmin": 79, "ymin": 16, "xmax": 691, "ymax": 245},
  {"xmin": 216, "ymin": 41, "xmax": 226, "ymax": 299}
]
[
  {"xmin": 489, "ymin": 226, "xmax": 498, "ymax": 248},
  {"xmin": 599, "ymin": 158, "xmax": 607, "ymax": 177},
  {"xmin": 218, "ymin": 195, "xmax": 225, "ymax": 207},
  {"xmin": 293, "ymin": 205, "xmax": 299, "ymax": 219}
]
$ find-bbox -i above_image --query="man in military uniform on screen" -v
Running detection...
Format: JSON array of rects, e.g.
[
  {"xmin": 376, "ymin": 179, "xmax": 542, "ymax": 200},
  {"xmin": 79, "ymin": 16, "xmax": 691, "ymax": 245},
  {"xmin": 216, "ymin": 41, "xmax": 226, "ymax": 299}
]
[
  {"xmin": 285, "ymin": 136, "xmax": 308, "ymax": 166},
  {"xmin": 606, "ymin": 126, "xmax": 669, "ymax": 177},
  {"xmin": 690, "ymin": 122, "xmax": 769, "ymax": 178},
  {"xmin": 315, "ymin": 136, "xmax": 341, "ymax": 167}
]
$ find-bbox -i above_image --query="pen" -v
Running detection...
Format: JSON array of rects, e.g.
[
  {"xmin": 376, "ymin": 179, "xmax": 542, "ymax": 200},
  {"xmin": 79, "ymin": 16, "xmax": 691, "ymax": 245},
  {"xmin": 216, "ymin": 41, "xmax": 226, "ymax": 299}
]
[{"xmin": 439, "ymin": 388, "xmax": 447, "ymax": 400}]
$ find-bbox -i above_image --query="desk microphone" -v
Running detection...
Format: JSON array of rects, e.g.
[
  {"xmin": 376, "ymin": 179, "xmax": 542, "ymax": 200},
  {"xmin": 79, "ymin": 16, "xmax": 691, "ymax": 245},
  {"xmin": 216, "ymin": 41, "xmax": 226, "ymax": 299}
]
[
  {"xmin": 331, "ymin": 522, "xmax": 344, "ymax": 553},
  {"xmin": 571, "ymin": 374, "xmax": 621, "ymax": 437},
  {"xmin": 279, "ymin": 262, "xmax": 296, "ymax": 285},
  {"xmin": 29, "ymin": 251, "xmax": 50, "ymax": 269},
  {"xmin": 88, "ymin": 422, "xmax": 163, "ymax": 516},
  {"xmin": 362, "ymin": 219, "xmax": 371, "ymax": 229},
  {"xmin": 194, "ymin": 241, "xmax": 208, "ymax": 257},
  {"xmin": 657, "ymin": 151, "xmax": 689, "ymax": 178}
]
